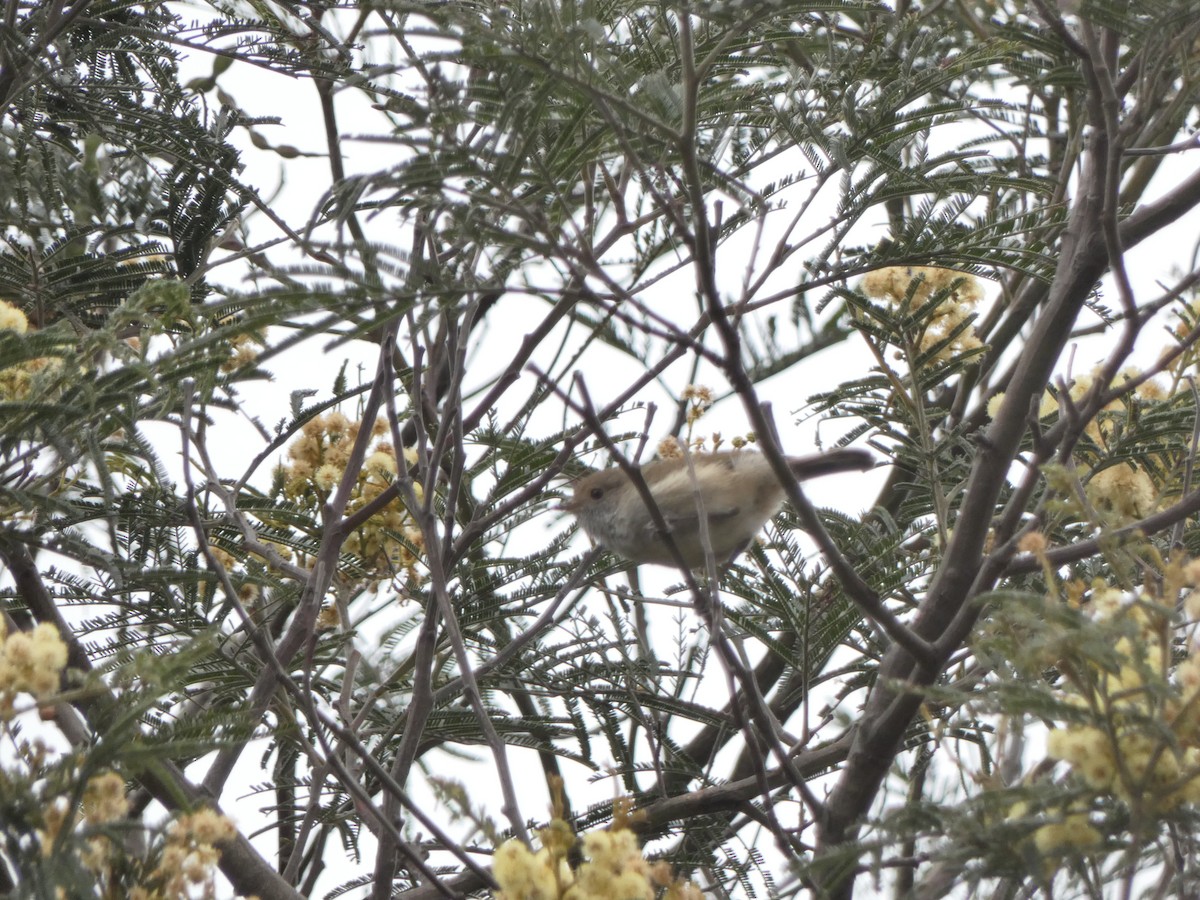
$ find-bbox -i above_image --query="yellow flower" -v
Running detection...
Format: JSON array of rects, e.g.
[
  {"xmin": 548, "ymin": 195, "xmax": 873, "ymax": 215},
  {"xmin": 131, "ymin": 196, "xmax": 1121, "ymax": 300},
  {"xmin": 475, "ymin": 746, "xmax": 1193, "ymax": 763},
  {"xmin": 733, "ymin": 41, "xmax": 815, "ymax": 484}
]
[
  {"xmin": 656, "ymin": 436, "xmax": 683, "ymax": 460},
  {"xmin": 493, "ymin": 839, "xmax": 562, "ymax": 900},
  {"xmin": 862, "ymin": 266, "xmax": 983, "ymax": 306},
  {"xmin": 1033, "ymin": 812, "xmax": 1101, "ymax": 857},
  {"xmin": 1017, "ymin": 531, "xmax": 1047, "ymax": 555},
  {"xmin": 364, "ymin": 450, "xmax": 397, "ymax": 480},
  {"xmin": 0, "ymin": 622, "xmax": 68, "ymax": 701},
  {"xmin": 313, "ymin": 464, "xmax": 341, "ymax": 493},
  {"xmin": 83, "ymin": 772, "xmax": 129, "ymax": 825},
  {"xmin": 1087, "ymin": 464, "xmax": 1157, "ymax": 521},
  {"xmin": 315, "ymin": 604, "xmax": 340, "ymax": 632},
  {"xmin": 985, "ymin": 392, "xmax": 1006, "ymax": 419},
  {"xmin": 0, "ymin": 299, "xmax": 28, "ymax": 333},
  {"xmin": 860, "ymin": 267, "xmax": 985, "ymax": 364}
]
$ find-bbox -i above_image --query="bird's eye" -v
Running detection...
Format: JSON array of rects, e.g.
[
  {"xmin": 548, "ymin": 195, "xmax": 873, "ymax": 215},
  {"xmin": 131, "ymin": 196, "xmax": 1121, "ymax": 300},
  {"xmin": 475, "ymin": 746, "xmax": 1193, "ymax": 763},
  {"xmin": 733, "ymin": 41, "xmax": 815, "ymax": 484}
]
[{"xmin": 589, "ymin": 487, "xmax": 604, "ymax": 500}]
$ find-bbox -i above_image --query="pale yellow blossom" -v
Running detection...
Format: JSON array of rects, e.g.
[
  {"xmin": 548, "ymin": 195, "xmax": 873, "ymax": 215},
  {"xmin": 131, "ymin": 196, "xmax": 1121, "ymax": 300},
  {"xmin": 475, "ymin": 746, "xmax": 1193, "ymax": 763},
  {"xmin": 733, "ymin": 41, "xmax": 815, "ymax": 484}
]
[
  {"xmin": 0, "ymin": 299, "xmax": 28, "ymax": 333},
  {"xmin": 656, "ymin": 436, "xmax": 683, "ymax": 460},
  {"xmin": 82, "ymin": 772, "xmax": 128, "ymax": 825},
  {"xmin": 860, "ymin": 266, "xmax": 985, "ymax": 365},
  {"xmin": 1087, "ymin": 463, "xmax": 1157, "ymax": 521}
]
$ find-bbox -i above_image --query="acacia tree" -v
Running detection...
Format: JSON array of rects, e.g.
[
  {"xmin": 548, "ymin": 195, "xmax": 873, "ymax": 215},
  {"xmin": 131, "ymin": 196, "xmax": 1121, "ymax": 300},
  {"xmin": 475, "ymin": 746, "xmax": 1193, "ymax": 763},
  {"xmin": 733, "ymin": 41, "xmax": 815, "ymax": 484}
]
[{"xmin": 3, "ymin": 1, "xmax": 1200, "ymax": 898}]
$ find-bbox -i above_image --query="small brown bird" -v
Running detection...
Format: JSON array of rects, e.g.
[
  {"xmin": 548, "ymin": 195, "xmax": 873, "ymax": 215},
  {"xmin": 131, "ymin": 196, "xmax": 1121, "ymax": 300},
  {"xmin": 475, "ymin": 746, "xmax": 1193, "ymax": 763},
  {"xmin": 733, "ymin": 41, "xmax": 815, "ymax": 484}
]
[{"xmin": 560, "ymin": 448, "xmax": 873, "ymax": 567}]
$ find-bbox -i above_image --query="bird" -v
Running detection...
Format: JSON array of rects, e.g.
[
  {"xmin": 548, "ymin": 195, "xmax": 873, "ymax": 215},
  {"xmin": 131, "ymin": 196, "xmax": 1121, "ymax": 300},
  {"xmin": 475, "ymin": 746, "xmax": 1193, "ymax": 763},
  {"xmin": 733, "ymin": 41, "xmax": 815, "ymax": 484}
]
[{"xmin": 560, "ymin": 447, "xmax": 873, "ymax": 567}]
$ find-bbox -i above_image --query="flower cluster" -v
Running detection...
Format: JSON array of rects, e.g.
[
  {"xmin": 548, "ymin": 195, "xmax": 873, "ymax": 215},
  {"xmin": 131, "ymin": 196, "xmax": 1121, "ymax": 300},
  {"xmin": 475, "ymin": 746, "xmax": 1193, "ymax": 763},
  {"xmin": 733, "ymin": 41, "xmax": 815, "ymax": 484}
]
[
  {"xmin": 1045, "ymin": 582, "xmax": 1200, "ymax": 814},
  {"xmin": 0, "ymin": 620, "xmax": 69, "ymax": 718},
  {"xmin": 1030, "ymin": 808, "xmax": 1101, "ymax": 859},
  {"xmin": 38, "ymin": 770, "xmax": 131, "ymax": 876},
  {"xmin": 0, "ymin": 298, "xmax": 62, "ymax": 401},
  {"xmin": 492, "ymin": 814, "xmax": 701, "ymax": 900},
  {"xmin": 279, "ymin": 410, "xmax": 424, "ymax": 583},
  {"xmin": 210, "ymin": 307, "xmax": 267, "ymax": 373},
  {"xmin": 83, "ymin": 771, "xmax": 131, "ymax": 825},
  {"xmin": 1086, "ymin": 462, "xmax": 1157, "ymax": 521},
  {"xmin": 30, "ymin": 760, "xmax": 239, "ymax": 900},
  {"xmin": 987, "ymin": 365, "xmax": 1167, "ymax": 522},
  {"xmin": 1007, "ymin": 799, "xmax": 1101, "ymax": 873},
  {"xmin": 1041, "ymin": 366, "xmax": 1166, "ymax": 427},
  {"xmin": 657, "ymin": 432, "xmax": 752, "ymax": 461},
  {"xmin": 127, "ymin": 808, "xmax": 236, "ymax": 900},
  {"xmin": 219, "ymin": 329, "xmax": 265, "ymax": 373},
  {"xmin": 681, "ymin": 384, "xmax": 713, "ymax": 427},
  {"xmin": 657, "ymin": 384, "xmax": 753, "ymax": 459},
  {"xmin": 860, "ymin": 265, "xmax": 985, "ymax": 364},
  {"xmin": 208, "ymin": 544, "xmax": 267, "ymax": 611},
  {"xmin": 1069, "ymin": 368, "xmax": 1165, "ymax": 521},
  {"xmin": 0, "ymin": 297, "xmax": 26, "ymax": 333}
]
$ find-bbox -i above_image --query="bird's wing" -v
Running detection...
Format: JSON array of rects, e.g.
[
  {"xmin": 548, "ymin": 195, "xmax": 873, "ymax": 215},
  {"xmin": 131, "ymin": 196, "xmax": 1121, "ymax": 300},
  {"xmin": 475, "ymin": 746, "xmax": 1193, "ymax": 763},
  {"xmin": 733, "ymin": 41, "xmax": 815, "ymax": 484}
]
[{"xmin": 643, "ymin": 504, "xmax": 741, "ymax": 538}]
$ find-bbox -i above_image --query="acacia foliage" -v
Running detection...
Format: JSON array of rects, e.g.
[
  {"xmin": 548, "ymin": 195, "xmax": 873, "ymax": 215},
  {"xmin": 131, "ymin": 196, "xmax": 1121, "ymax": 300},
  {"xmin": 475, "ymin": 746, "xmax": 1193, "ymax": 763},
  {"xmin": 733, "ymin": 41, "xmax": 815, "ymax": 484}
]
[{"xmin": 3, "ymin": 1, "xmax": 1200, "ymax": 898}]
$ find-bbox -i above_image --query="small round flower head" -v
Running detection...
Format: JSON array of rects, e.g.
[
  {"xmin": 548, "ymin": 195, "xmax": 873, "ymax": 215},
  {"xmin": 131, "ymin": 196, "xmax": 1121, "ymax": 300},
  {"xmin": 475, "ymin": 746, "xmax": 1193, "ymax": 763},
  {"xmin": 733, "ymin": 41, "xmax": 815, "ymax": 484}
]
[
  {"xmin": 656, "ymin": 436, "xmax": 683, "ymax": 460},
  {"xmin": 860, "ymin": 267, "xmax": 985, "ymax": 364},
  {"xmin": 492, "ymin": 838, "xmax": 561, "ymax": 900},
  {"xmin": 0, "ymin": 622, "xmax": 69, "ymax": 702},
  {"xmin": 143, "ymin": 808, "xmax": 237, "ymax": 894},
  {"xmin": 0, "ymin": 299, "xmax": 28, "ymax": 333},
  {"xmin": 861, "ymin": 266, "xmax": 983, "ymax": 306},
  {"xmin": 1033, "ymin": 811, "xmax": 1101, "ymax": 859},
  {"xmin": 1017, "ymin": 531, "xmax": 1048, "ymax": 555},
  {"xmin": 1087, "ymin": 464, "xmax": 1157, "ymax": 521},
  {"xmin": 365, "ymin": 450, "xmax": 397, "ymax": 477},
  {"xmin": 682, "ymin": 385, "xmax": 714, "ymax": 425}
]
